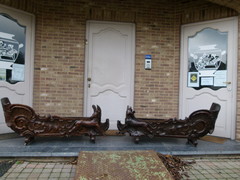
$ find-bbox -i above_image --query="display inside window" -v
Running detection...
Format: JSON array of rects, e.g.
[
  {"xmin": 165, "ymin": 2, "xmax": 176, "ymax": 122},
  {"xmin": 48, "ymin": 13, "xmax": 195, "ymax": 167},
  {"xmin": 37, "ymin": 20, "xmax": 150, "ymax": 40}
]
[
  {"xmin": 0, "ymin": 14, "xmax": 26, "ymax": 84},
  {"xmin": 188, "ymin": 28, "xmax": 227, "ymax": 90}
]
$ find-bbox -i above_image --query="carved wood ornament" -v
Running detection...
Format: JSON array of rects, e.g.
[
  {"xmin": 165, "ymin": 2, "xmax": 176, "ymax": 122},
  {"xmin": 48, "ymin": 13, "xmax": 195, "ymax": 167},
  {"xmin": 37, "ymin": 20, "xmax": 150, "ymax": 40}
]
[
  {"xmin": 1, "ymin": 97, "xmax": 221, "ymax": 147},
  {"xmin": 1, "ymin": 97, "xmax": 109, "ymax": 145},
  {"xmin": 117, "ymin": 103, "xmax": 221, "ymax": 146}
]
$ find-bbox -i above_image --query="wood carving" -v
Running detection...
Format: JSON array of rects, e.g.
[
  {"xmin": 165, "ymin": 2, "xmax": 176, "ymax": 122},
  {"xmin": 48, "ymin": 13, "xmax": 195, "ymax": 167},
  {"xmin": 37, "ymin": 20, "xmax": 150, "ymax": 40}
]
[
  {"xmin": 117, "ymin": 103, "xmax": 221, "ymax": 146},
  {"xmin": 1, "ymin": 97, "xmax": 109, "ymax": 145}
]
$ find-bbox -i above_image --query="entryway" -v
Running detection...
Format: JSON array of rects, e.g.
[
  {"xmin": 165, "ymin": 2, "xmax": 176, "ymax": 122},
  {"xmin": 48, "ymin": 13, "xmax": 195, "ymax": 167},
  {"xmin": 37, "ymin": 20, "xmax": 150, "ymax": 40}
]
[
  {"xmin": 84, "ymin": 21, "xmax": 135, "ymax": 129},
  {"xmin": 179, "ymin": 17, "xmax": 238, "ymax": 139}
]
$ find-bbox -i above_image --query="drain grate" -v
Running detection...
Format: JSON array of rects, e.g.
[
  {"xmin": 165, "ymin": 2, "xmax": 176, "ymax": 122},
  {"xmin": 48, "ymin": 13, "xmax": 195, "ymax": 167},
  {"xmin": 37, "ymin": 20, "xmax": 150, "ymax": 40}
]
[{"xmin": 0, "ymin": 160, "xmax": 15, "ymax": 177}]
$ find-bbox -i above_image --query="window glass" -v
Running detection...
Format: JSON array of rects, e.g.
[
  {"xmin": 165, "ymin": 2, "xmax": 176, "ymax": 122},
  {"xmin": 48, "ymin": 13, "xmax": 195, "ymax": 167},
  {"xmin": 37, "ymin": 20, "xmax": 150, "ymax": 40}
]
[
  {"xmin": 0, "ymin": 14, "xmax": 26, "ymax": 84},
  {"xmin": 188, "ymin": 28, "xmax": 227, "ymax": 90}
]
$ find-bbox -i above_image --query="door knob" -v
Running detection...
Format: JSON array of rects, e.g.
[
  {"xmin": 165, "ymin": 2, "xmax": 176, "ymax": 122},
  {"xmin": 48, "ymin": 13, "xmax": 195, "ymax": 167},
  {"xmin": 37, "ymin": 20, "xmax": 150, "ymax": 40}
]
[{"xmin": 87, "ymin": 77, "xmax": 91, "ymax": 81}]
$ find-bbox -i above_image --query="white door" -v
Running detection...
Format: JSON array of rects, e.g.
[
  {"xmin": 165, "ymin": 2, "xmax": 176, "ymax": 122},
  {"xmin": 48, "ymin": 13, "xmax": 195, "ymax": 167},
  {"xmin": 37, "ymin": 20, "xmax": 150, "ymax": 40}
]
[
  {"xmin": 180, "ymin": 17, "xmax": 238, "ymax": 139},
  {"xmin": 0, "ymin": 6, "xmax": 35, "ymax": 133},
  {"xmin": 84, "ymin": 21, "xmax": 135, "ymax": 129}
]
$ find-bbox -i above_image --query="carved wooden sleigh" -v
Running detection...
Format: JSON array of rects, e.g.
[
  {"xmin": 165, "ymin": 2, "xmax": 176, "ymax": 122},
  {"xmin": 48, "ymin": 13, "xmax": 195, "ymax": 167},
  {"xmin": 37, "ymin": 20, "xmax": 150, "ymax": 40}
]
[
  {"xmin": 117, "ymin": 103, "xmax": 221, "ymax": 146},
  {"xmin": 1, "ymin": 97, "xmax": 109, "ymax": 145}
]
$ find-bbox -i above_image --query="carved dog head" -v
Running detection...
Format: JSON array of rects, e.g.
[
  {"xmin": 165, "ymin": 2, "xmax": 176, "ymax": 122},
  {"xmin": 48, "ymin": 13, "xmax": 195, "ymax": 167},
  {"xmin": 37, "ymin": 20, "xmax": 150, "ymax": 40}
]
[
  {"xmin": 126, "ymin": 106, "xmax": 136, "ymax": 120},
  {"xmin": 90, "ymin": 105, "xmax": 102, "ymax": 121}
]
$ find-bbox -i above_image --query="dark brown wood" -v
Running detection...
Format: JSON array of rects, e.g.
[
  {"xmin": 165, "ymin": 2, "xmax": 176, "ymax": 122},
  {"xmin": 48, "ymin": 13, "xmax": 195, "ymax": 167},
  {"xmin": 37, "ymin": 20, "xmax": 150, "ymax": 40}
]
[
  {"xmin": 1, "ymin": 97, "xmax": 109, "ymax": 145},
  {"xmin": 117, "ymin": 103, "xmax": 221, "ymax": 146}
]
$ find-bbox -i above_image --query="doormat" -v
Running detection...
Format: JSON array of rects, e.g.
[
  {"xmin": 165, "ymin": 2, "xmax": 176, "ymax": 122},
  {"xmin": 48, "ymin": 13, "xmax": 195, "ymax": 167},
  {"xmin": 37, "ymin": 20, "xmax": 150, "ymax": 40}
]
[
  {"xmin": 74, "ymin": 150, "xmax": 173, "ymax": 180},
  {"xmin": 200, "ymin": 135, "xmax": 227, "ymax": 144},
  {"xmin": 105, "ymin": 130, "xmax": 125, "ymax": 136}
]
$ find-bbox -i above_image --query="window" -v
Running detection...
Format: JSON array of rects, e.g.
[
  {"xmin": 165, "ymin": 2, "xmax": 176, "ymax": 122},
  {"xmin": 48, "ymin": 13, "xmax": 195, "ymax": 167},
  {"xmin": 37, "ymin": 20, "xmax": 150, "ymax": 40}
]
[
  {"xmin": 0, "ymin": 13, "xmax": 26, "ymax": 84},
  {"xmin": 187, "ymin": 28, "xmax": 227, "ymax": 90}
]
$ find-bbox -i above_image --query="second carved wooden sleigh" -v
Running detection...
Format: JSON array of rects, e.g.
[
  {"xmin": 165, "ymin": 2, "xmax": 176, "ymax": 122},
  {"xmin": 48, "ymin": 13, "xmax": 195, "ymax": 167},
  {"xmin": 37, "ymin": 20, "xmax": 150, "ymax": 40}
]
[
  {"xmin": 1, "ymin": 97, "xmax": 109, "ymax": 145},
  {"xmin": 117, "ymin": 103, "xmax": 221, "ymax": 146}
]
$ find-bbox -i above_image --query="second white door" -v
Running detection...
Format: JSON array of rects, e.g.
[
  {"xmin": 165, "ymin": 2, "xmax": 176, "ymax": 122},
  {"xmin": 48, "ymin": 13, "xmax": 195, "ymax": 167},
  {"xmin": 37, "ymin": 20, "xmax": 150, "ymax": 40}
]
[
  {"xmin": 85, "ymin": 21, "xmax": 135, "ymax": 129},
  {"xmin": 179, "ymin": 17, "xmax": 238, "ymax": 139},
  {"xmin": 0, "ymin": 6, "xmax": 34, "ymax": 134}
]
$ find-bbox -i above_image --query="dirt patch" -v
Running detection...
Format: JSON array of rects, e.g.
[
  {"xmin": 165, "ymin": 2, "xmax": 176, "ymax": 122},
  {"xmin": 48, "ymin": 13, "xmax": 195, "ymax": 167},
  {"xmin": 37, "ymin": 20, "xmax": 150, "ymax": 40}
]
[{"xmin": 0, "ymin": 160, "xmax": 16, "ymax": 177}]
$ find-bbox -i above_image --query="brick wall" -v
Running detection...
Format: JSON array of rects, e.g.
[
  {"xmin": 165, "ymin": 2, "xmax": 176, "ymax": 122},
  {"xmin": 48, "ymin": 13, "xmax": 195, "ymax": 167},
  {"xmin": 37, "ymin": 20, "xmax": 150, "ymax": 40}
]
[
  {"xmin": 33, "ymin": 0, "xmax": 86, "ymax": 115},
  {"xmin": 0, "ymin": 0, "xmax": 239, "ymax": 137}
]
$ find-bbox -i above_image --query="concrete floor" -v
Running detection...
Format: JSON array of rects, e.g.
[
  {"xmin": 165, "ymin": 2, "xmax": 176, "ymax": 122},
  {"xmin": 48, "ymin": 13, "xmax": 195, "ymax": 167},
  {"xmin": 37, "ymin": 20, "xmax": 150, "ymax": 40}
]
[
  {"xmin": 1, "ymin": 134, "xmax": 240, "ymax": 179},
  {"xmin": 0, "ymin": 134, "xmax": 240, "ymax": 157}
]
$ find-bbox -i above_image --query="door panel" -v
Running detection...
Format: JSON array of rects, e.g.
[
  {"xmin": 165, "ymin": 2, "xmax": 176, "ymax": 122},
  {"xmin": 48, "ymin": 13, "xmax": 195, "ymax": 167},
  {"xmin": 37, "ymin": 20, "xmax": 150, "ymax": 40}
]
[
  {"xmin": 180, "ymin": 17, "xmax": 238, "ymax": 138},
  {"xmin": 0, "ymin": 6, "xmax": 34, "ymax": 134},
  {"xmin": 85, "ymin": 21, "xmax": 135, "ymax": 129},
  {"xmin": 185, "ymin": 92, "xmax": 228, "ymax": 134}
]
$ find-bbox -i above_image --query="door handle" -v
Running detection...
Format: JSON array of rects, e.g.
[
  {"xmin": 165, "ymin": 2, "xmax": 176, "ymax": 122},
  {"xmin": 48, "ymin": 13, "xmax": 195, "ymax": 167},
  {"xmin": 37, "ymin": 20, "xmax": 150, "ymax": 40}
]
[
  {"xmin": 87, "ymin": 77, "xmax": 91, "ymax": 81},
  {"xmin": 223, "ymin": 81, "xmax": 231, "ymax": 85}
]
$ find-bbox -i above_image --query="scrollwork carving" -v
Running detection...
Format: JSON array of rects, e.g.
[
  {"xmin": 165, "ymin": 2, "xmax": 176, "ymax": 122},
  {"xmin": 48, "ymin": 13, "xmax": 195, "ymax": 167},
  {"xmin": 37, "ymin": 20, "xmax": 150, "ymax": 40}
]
[
  {"xmin": 117, "ymin": 103, "xmax": 220, "ymax": 146},
  {"xmin": 1, "ymin": 97, "xmax": 109, "ymax": 145}
]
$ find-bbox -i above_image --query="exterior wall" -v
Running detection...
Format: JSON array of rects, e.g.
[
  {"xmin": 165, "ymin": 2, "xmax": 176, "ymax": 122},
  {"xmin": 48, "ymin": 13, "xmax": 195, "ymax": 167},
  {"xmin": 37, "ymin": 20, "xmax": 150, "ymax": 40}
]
[{"xmin": 0, "ymin": 0, "xmax": 239, "ymax": 138}]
